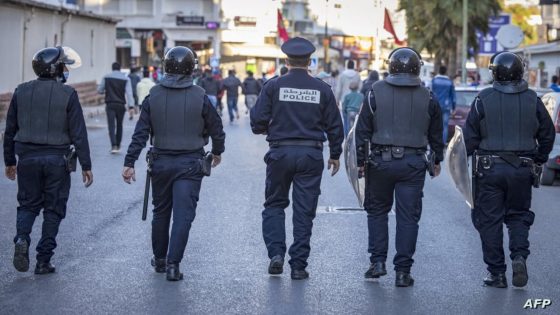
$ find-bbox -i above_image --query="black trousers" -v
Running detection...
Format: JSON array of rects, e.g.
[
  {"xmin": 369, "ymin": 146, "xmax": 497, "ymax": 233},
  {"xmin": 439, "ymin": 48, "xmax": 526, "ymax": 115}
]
[
  {"xmin": 15, "ymin": 154, "xmax": 71, "ymax": 263},
  {"xmin": 150, "ymin": 153, "xmax": 203, "ymax": 264},
  {"xmin": 262, "ymin": 146, "xmax": 324, "ymax": 270},
  {"xmin": 472, "ymin": 163, "xmax": 535, "ymax": 274},
  {"xmin": 106, "ymin": 102, "xmax": 126, "ymax": 147},
  {"xmin": 364, "ymin": 154, "xmax": 426, "ymax": 273}
]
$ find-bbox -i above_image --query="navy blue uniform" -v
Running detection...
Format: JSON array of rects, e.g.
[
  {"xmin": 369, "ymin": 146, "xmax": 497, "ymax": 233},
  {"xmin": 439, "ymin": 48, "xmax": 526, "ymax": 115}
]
[
  {"xmin": 250, "ymin": 68, "xmax": 344, "ymax": 270},
  {"xmin": 464, "ymin": 96, "xmax": 555, "ymax": 274},
  {"xmin": 355, "ymin": 91, "xmax": 444, "ymax": 272},
  {"xmin": 3, "ymin": 79, "xmax": 92, "ymax": 263},
  {"xmin": 124, "ymin": 94, "xmax": 225, "ymax": 263}
]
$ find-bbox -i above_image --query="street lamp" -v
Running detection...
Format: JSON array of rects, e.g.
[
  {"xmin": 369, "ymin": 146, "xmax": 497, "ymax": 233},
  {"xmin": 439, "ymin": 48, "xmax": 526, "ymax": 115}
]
[
  {"xmin": 462, "ymin": 0, "xmax": 468, "ymax": 84},
  {"xmin": 324, "ymin": 0, "xmax": 329, "ymax": 71}
]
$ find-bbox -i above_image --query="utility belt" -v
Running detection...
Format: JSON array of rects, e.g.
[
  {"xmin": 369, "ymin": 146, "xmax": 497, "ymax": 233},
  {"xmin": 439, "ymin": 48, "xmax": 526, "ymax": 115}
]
[
  {"xmin": 147, "ymin": 149, "xmax": 213, "ymax": 177},
  {"xmin": 371, "ymin": 146, "xmax": 426, "ymax": 161},
  {"xmin": 473, "ymin": 153, "xmax": 542, "ymax": 188},
  {"xmin": 269, "ymin": 140, "xmax": 323, "ymax": 149}
]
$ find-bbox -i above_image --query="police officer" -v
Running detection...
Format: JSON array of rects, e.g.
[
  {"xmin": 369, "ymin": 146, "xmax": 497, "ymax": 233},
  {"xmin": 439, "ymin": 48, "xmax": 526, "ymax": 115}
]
[
  {"xmin": 4, "ymin": 46, "xmax": 93, "ymax": 274},
  {"xmin": 355, "ymin": 47, "xmax": 444, "ymax": 287},
  {"xmin": 250, "ymin": 37, "xmax": 344, "ymax": 280},
  {"xmin": 464, "ymin": 52, "xmax": 555, "ymax": 288},
  {"xmin": 122, "ymin": 46, "xmax": 225, "ymax": 281}
]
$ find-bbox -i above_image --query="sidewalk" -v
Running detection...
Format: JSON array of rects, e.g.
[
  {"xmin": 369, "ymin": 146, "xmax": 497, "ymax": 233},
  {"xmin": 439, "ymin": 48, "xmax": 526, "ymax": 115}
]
[{"xmin": 0, "ymin": 104, "xmax": 106, "ymax": 141}]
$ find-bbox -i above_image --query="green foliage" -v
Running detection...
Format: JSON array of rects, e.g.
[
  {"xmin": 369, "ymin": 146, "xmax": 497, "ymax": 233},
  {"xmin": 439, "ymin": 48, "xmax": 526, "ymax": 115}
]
[
  {"xmin": 399, "ymin": 0, "xmax": 500, "ymax": 59},
  {"xmin": 501, "ymin": 2, "xmax": 539, "ymax": 45}
]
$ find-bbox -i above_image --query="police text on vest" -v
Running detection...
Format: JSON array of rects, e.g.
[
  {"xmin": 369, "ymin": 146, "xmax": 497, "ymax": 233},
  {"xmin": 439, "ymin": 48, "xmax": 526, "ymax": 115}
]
[{"xmin": 279, "ymin": 88, "xmax": 320, "ymax": 104}]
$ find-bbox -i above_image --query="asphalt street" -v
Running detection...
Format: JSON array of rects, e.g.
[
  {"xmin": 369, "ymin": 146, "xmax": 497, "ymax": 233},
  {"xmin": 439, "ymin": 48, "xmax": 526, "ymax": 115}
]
[{"xmin": 0, "ymin": 107, "xmax": 559, "ymax": 315}]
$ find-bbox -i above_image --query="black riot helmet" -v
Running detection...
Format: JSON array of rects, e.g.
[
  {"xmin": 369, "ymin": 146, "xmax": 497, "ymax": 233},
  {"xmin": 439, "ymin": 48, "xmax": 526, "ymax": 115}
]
[
  {"xmin": 163, "ymin": 46, "xmax": 197, "ymax": 75},
  {"xmin": 387, "ymin": 47, "xmax": 423, "ymax": 76},
  {"xmin": 489, "ymin": 52, "xmax": 524, "ymax": 82},
  {"xmin": 32, "ymin": 46, "xmax": 81, "ymax": 81}
]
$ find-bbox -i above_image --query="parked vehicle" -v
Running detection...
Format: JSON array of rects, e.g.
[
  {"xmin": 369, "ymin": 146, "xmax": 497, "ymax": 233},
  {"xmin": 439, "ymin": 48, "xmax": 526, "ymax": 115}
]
[
  {"xmin": 446, "ymin": 86, "xmax": 484, "ymax": 141},
  {"xmin": 540, "ymin": 92, "xmax": 560, "ymax": 186}
]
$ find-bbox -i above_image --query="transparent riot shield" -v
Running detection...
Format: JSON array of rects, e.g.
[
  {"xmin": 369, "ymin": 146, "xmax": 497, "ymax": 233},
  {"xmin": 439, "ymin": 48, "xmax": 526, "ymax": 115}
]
[
  {"xmin": 445, "ymin": 126, "xmax": 474, "ymax": 208},
  {"xmin": 344, "ymin": 118, "xmax": 365, "ymax": 207}
]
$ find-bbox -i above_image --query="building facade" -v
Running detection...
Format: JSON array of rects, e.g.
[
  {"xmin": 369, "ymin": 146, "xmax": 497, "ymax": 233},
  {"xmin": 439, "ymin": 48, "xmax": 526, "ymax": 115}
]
[
  {"xmin": 0, "ymin": 0, "xmax": 117, "ymax": 94},
  {"xmin": 81, "ymin": 0, "xmax": 222, "ymax": 68}
]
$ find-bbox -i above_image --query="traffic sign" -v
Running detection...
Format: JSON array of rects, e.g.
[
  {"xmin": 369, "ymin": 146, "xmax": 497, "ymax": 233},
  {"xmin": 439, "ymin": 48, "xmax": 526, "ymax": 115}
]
[{"xmin": 476, "ymin": 14, "xmax": 511, "ymax": 55}]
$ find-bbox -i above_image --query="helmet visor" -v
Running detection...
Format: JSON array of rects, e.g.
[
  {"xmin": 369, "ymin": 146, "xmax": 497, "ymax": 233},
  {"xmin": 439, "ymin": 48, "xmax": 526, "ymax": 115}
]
[{"xmin": 61, "ymin": 46, "xmax": 82, "ymax": 69}]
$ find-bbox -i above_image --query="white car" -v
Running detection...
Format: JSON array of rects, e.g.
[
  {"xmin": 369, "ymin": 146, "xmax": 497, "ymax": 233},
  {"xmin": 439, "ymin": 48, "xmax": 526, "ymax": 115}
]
[{"xmin": 540, "ymin": 92, "xmax": 560, "ymax": 185}]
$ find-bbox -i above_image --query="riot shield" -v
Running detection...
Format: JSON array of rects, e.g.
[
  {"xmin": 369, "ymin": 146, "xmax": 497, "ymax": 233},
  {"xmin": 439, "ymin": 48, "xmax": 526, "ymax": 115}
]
[
  {"xmin": 445, "ymin": 126, "xmax": 474, "ymax": 208},
  {"xmin": 344, "ymin": 119, "xmax": 365, "ymax": 207}
]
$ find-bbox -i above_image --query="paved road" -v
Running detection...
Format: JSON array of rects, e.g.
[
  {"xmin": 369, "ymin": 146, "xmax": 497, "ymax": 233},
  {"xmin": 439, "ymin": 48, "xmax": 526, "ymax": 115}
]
[{"xmin": 0, "ymin": 110, "xmax": 559, "ymax": 315}]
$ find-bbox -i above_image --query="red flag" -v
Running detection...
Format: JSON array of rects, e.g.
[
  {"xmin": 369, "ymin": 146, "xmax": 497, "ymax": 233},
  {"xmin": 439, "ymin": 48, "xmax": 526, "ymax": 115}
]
[
  {"xmin": 384, "ymin": 8, "xmax": 404, "ymax": 46},
  {"xmin": 277, "ymin": 9, "xmax": 289, "ymax": 43}
]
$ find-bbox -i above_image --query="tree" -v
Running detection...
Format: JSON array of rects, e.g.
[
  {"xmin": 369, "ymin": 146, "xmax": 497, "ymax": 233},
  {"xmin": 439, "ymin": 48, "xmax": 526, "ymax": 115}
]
[
  {"xmin": 501, "ymin": 2, "xmax": 539, "ymax": 46},
  {"xmin": 399, "ymin": 0, "xmax": 500, "ymax": 77}
]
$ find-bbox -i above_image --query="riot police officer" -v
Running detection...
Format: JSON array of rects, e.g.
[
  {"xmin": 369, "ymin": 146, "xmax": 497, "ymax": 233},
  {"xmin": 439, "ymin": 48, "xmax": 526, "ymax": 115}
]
[
  {"xmin": 4, "ymin": 46, "xmax": 93, "ymax": 274},
  {"xmin": 250, "ymin": 37, "xmax": 344, "ymax": 280},
  {"xmin": 122, "ymin": 46, "xmax": 225, "ymax": 281},
  {"xmin": 463, "ymin": 52, "xmax": 555, "ymax": 288},
  {"xmin": 355, "ymin": 47, "xmax": 444, "ymax": 287}
]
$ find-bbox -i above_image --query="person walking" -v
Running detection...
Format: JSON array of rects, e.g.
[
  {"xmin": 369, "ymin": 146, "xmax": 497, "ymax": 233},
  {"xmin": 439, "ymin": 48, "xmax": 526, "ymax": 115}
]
[
  {"xmin": 355, "ymin": 47, "xmax": 444, "ymax": 287},
  {"xmin": 128, "ymin": 66, "xmax": 141, "ymax": 120},
  {"xmin": 243, "ymin": 71, "xmax": 262, "ymax": 113},
  {"xmin": 4, "ymin": 46, "xmax": 93, "ymax": 275},
  {"xmin": 222, "ymin": 69, "xmax": 242, "ymax": 122},
  {"xmin": 136, "ymin": 67, "xmax": 156, "ymax": 108},
  {"xmin": 335, "ymin": 60, "xmax": 362, "ymax": 106},
  {"xmin": 198, "ymin": 69, "xmax": 221, "ymax": 109},
  {"xmin": 431, "ymin": 66, "xmax": 456, "ymax": 144},
  {"xmin": 550, "ymin": 75, "xmax": 560, "ymax": 92},
  {"xmin": 342, "ymin": 81, "xmax": 364, "ymax": 136},
  {"xmin": 250, "ymin": 37, "xmax": 344, "ymax": 280},
  {"xmin": 360, "ymin": 70, "xmax": 379, "ymax": 96},
  {"xmin": 98, "ymin": 62, "xmax": 134, "ymax": 153},
  {"xmin": 463, "ymin": 52, "xmax": 555, "ymax": 288},
  {"xmin": 122, "ymin": 47, "xmax": 225, "ymax": 281}
]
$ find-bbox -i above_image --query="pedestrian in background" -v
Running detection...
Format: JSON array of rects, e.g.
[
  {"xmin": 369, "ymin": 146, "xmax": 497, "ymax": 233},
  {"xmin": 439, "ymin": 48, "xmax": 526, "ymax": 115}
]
[
  {"xmin": 355, "ymin": 47, "xmax": 443, "ymax": 287},
  {"xmin": 136, "ymin": 67, "xmax": 155, "ymax": 107},
  {"xmin": 243, "ymin": 70, "xmax": 262, "ymax": 113},
  {"xmin": 361, "ymin": 70, "xmax": 379, "ymax": 95},
  {"xmin": 463, "ymin": 52, "xmax": 555, "ymax": 288},
  {"xmin": 98, "ymin": 62, "xmax": 134, "ymax": 153},
  {"xmin": 335, "ymin": 60, "xmax": 362, "ymax": 106},
  {"xmin": 250, "ymin": 37, "xmax": 344, "ymax": 280},
  {"xmin": 198, "ymin": 69, "xmax": 221, "ymax": 109},
  {"xmin": 550, "ymin": 75, "xmax": 560, "ymax": 92},
  {"xmin": 122, "ymin": 47, "xmax": 225, "ymax": 282},
  {"xmin": 4, "ymin": 46, "xmax": 93, "ymax": 275},
  {"xmin": 128, "ymin": 66, "xmax": 141, "ymax": 120},
  {"xmin": 342, "ymin": 81, "xmax": 364, "ymax": 136},
  {"xmin": 222, "ymin": 69, "xmax": 242, "ymax": 122},
  {"xmin": 431, "ymin": 66, "xmax": 456, "ymax": 144}
]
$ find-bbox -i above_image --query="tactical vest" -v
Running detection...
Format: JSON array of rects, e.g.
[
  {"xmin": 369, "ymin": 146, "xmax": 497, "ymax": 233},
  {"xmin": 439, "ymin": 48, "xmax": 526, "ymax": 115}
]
[
  {"xmin": 14, "ymin": 80, "xmax": 72, "ymax": 145},
  {"xmin": 478, "ymin": 87, "xmax": 538, "ymax": 152},
  {"xmin": 150, "ymin": 85, "xmax": 207, "ymax": 150},
  {"xmin": 371, "ymin": 80, "xmax": 430, "ymax": 147}
]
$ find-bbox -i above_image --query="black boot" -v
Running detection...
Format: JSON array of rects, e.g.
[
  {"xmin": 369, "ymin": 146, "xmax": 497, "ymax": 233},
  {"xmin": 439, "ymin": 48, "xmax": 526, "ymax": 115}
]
[
  {"xmin": 166, "ymin": 263, "xmax": 184, "ymax": 281},
  {"xmin": 13, "ymin": 238, "xmax": 30, "ymax": 272},
  {"xmin": 151, "ymin": 256, "xmax": 166, "ymax": 273},
  {"xmin": 395, "ymin": 271, "xmax": 414, "ymax": 287},
  {"xmin": 291, "ymin": 269, "xmax": 309, "ymax": 280},
  {"xmin": 364, "ymin": 262, "xmax": 387, "ymax": 279},
  {"xmin": 483, "ymin": 272, "xmax": 507, "ymax": 288},
  {"xmin": 35, "ymin": 262, "xmax": 56, "ymax": 275},
  {"xmin": 512, "ymin": 256, "xmax": 528, "ymax": 288},
  {"xmin": 268, "ymin": 255, "xmax": 284, "ymax": 275}
]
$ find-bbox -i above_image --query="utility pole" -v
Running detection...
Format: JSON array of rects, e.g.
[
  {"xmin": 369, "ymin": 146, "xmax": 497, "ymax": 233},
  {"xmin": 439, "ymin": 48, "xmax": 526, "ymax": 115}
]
[
  {"xmin": 324, "ymin": 0, "xmax": 329, "ymax": 71},
  {"xmin": 461, "ymin": 0, "xmax": 468, "ymax": 84}
]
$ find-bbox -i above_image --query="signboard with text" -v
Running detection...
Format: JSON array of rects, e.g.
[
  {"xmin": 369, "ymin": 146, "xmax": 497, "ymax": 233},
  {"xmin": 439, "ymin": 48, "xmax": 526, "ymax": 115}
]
[{"xmin": 476, "ymin": 14, "xmax": 511, "ymax": 55}]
